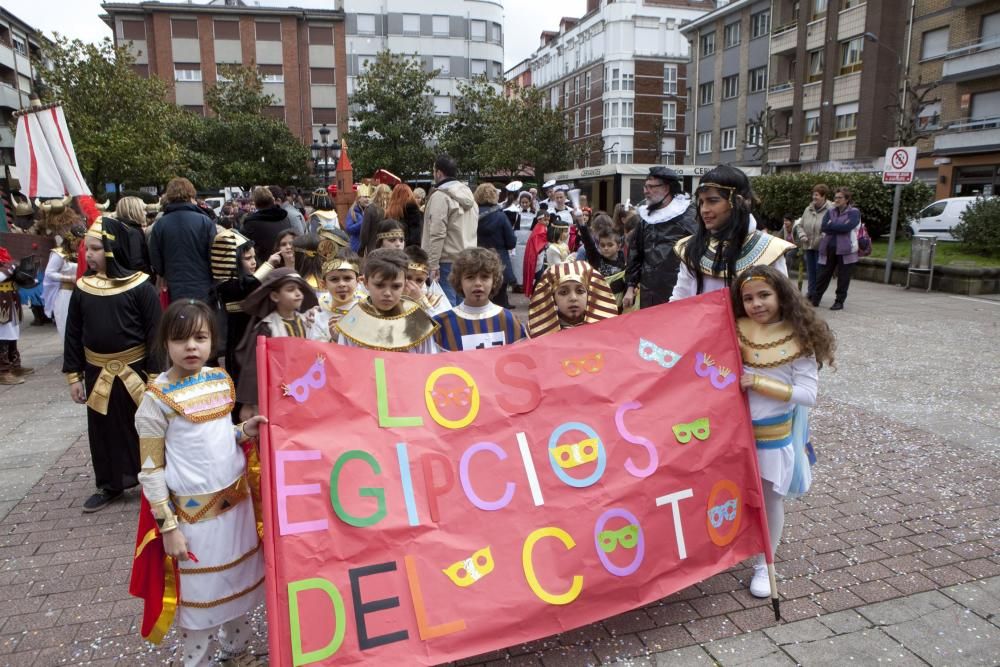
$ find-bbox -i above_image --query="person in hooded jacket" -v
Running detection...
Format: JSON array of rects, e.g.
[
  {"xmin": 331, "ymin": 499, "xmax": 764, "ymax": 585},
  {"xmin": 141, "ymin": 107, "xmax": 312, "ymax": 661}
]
[
  {"xmin": 241, "ymin": 186, "xmax": 290, "ymax": 262},
  {"xmin": 622, "ymin": 167, "xmax": 697, "ymax": 309},
  {"xmin": 474, "ymin": 183, "xmax": 517, "ymax": 308},
  {"xmin": 421, "ymin": 155, "xmax": 478, "ymax": 306},
  {"xmin": 148, "ymin": 177, "xmax": 217, "ymax": 304}
]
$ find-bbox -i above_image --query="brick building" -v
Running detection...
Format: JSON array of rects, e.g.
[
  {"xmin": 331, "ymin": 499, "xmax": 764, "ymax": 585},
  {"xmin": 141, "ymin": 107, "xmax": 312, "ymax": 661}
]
[
  {"xmin": 100, "ymin": 0, "xmax": 348, "ymax": 146},
  {"xmin": 509, "ymin": 0, "xmax": 713, "ymax": 171}
]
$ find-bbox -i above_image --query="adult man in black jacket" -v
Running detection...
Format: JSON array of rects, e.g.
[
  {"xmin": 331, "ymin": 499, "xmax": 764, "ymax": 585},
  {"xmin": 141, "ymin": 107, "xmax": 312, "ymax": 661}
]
[
  {"xmin": 623, "ymin": 167, "xmax": 697, "ymax": 309},
  {"xmin": 241, "ymin": 186, "xmax": 291, "ymax": 261},
  {"xmin": 148, "ymin": 177, "xmax": 217, "ymax": 304}
]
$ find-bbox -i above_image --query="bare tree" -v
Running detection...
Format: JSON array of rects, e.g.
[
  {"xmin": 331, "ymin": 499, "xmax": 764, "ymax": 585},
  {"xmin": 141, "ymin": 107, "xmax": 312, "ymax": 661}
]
[
  {"xmin": 748, "ymin": 106, "xmax": 780, "ymax": 174},
  {"xmin": 884, "ymin": 77, "xmax": 941, "ymax": 146}
]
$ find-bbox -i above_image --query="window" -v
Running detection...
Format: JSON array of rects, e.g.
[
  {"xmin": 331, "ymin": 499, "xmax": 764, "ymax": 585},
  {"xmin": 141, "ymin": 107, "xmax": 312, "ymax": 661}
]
[
  {"xmin": 751, "ymin": 11, "xmax": 770, "ymax": 39},
  {"xmin": 212, "ymin": 20, "xmax": 239, "ymax": 40},
  {"xmin": 171, "ymin": 18, "xmax": 198, "ymax": 38},
  {"xmin": 604, "ymin": 102, "xmax": 609, "ymax": 129},
  {"xmin": 357, "ymin": 14, "xmax": 376, "ymax": 35},
  {"xmin": 700, "ymin": 32, "xmax": 716, "ymax": 56},
  {"xmin": 259, "ymin": 64, "xmax": 283, "ymax": 83},
  {"xmin": 699, "ymin": 81, "xmax": 714, "ymax": 105},
  {"xmin": 604, "ymin": 66, "xmax": 609, "ymax": 92},
  {"xmin": 585, "ymin": 107, "xmax": 591, "ymax": 134},
  {"xmin": 564, "ymin": 82, "xmax": 571, "ymax": 107},
  {"xmin": 749, "ymin": 66, "xmax": 767, "ymax": 93},
  {"xmin": 490, "ymin": 22, "xmax": 502, "ymax": 44},
  {"xmin": 11, "ymin": 37, "xmax": 27, "ymax": 56},
  {"xmin": 264, "ymin": 106, "xmax": 285, "ymax": 121},
  {"xmin": 310, "ymin": 67, "xmax": 335, "ymax": 85},
  {"xmin": 724, "ymin": 22, "xmax": 740, "ymax": 48},
  {"xmin": 174, "ymin": 64, "xmax": 202, "ymax": 82},
  {"xmin": 470, "ymin": 59, "xmax": 487, "ymax": 77},
  {"xmin": 255, "ymin": 21, "xmax": 281, "ymax": 41},
  {"xmin": 921, "ymin": 202, "xmax": 947, "ymax": 218},
  {"xmin": 575, "ymin": 76, "xmax": 580, "ymax": 104},
  {"xmin": 308, "ymin": 25, "xmax": 333, "ymax": 44},
  {"xmin": 622, "ymin": 72, "xmax": 635, "ymax": 90},
  {"xmin": 471, "ymin": 20, "xmax": 486, "ymax": 42},
  {"xmin": 432, "ymin": 16, "xmax": 449, "ymax": 36},
  {"xmin": 611, "ymin": 66, "xmax": 621, "ymax": 91},
  {"xmin": 433, "ymin": 96, "xmax": 451, "ymax": 114},
  {"xmin": 662, "ymin": 101, "xmax": 677, "ymax": 131},
  {"xmin": 917, "ymin": 101, "xmax": 941, "ymax": 130},
  {"xmin": 811, "ymin": 0, "xmax": 828, "ymax": 19},
  {"xmin": 609, "ymin": 102, "xmax": 620, "ymax": 128},
  {"xmin": 804, "ymin": 110, "xmax": 820, "ymax": 140},
  {"xmin": 402, "ymin": 14, "xmax": 420, "ymax": 35},
  {"xmin": 622, "ymin": 101, "xmax": 634, "ymax": 128},
  {"xmin": 123, "ymin": 19, "xmax": 147, "ymax": 40},
  {"xmin": 834, "ymin": 102, "xmax": 857, "ymax": 137},
  {"xmin": 313, "ymin": 108, "xmax": 337, "ymax": 125},
  {"xmin": 723, "ymin": 74, "xmax": 739, "ymax": 99},
  {"xmin": 745, "ymin": 122, "xmax": 763, "ymax": 146},
  {"xmin": 840, "ymin": 37, "xmax": 863, "ymax": 74},
  {"xmin": 697, "ymin": 131, "xmax": 712, "ymax": 154},
  {"xmin": 808, "ymin": 48, "xmax": 824, "ymax": 82},
  {"xmin": 842, "ymin": 0, "xmax": 864, "ymax": 7},
  {"xmin": 574, "ymin": 110, "xmax": 580, "ymax": 137},
  {"xmin": 585, "ymin": 72, "xmax": 592, "ymax": 99},
  {"xmin": 920, "ymin": 28, "xmax": 949, "ymax": 60},
  {"xmin": 663, "ymin": 64, "xmax": 678, "ymax": 94},
  {"xmin": 433, "ymin": 56, "xmax": 450, "ymax": 75},
  {"xmin": 721, "ymin": 127, "xmax": 737, "ymax": 151}
]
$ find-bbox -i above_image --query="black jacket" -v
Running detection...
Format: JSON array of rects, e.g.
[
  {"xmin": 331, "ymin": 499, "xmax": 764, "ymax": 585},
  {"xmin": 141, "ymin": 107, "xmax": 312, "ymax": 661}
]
[
  {"xmin": 477, "ymin": 205, "xmax": 517, "ymax": 283},
  {"xmin": 625, "ymin": 201, "xmax": 697, "ymax": 308},
  {"xmin": 402, "ymin": 202, "xmax": 423, "ymax": 247},
  {"xmin": 148, "ymin": 202, "xmax": 216, "ymax": 302},
  {"xmin": 242, "ymin": 206, "xmax": 291, "ymax": 260}
]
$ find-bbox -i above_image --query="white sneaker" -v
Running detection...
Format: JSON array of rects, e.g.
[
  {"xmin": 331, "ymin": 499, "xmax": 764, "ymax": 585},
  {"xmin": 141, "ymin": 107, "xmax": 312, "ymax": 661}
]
[{"xmin": 750, "ymin": 564, "xmax": 771, "ymax": 598}]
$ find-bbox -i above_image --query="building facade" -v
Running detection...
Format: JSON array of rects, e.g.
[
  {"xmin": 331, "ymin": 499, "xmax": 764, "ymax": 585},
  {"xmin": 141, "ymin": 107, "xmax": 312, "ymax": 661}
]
[
  {"xmin": 510, "ymin": 0, "xmax": 712, "ymax": 170},
  {"xmin": 909, "ymin": 0, "xmax": 999, "ymax": 199},
  {"xmin": 342, "ymin": 0, "xmax": 504, "ymax": 117},
  {"xmin": 101, "ymin": 0, "xmax": 348, "ymax": 145},
  {"xmin": 0, "ymin": 8, "xmax": 46, "ymax": 168},
  {"xmin": 682, "ymin": 0, "xmax": 772, "ymax": 166}
]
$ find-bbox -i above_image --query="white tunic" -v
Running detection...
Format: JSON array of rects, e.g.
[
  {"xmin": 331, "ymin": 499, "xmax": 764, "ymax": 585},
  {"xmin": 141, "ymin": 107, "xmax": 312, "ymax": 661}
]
[
  {"xmin": 43, "ymin": 251, "xmax": 76, "ymax": 338},
  {"xmin": 135, "ymin": 368, "xmax": 264, "ymax": 630},
  {"xmin": 671, "ymin": 254, "xmax": 787, "ymax": 301}
]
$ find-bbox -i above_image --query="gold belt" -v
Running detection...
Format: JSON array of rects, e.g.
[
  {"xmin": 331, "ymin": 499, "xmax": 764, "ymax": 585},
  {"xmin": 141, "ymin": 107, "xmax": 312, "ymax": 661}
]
[
  {"xmin": 83, "ymin": 344, "xmax": 147, "ymax": 415},
  {"xmin": 224, "ymin": 300, "xmax": 244, "ymax": 313},
  {"xmin": 172, "ymin": 475, "xmax": 249, "ymax": 524},
  {"xmin": 60, "ymin": 281, "xmax": 75, "ymax": 290},
  {"xmin": 0, "ymin": 282, "xmax": 14, "ymax": 293}
]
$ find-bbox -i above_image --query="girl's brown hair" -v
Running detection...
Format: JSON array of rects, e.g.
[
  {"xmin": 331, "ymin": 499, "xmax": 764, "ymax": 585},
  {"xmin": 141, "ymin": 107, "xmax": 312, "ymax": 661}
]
[
  {"xmin": 732, "ymin": 265, "xmax": 836, "ymax": 369},
  {"xmin": 385, "ymin": 183, "xmax": 416, "ymax": 220},
  {"xmin": 156, "ymin": 299, "xmax": 218, "ymax": 360}
]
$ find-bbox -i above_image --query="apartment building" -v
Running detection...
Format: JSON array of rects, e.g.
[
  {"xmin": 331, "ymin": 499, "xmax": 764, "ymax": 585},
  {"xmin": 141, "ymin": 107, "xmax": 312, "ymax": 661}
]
[
  {"xmin": 908, "ymin": 0, "xmax": 999, "ymax": 198},
  {"xmin": 682, "ymin": 0, "xmax": 773, "ymax": 165},
  {"xmin": 0, "ymin": 8, "xmax": 46, "ymax": 167},
  {"xmin": 512, "ymin": 0, "xmax": 712, "ymax": 170},
  {"xmin": 763, "ymin": 0, "xmax": 908, "ymax": 171},
  {"xmin": 100, "ymin": 0, "xmax": 348, "ymax": 145},
  {"xmin": 342, "ymin": 0, "xmax": 504, "ymax": 117}
]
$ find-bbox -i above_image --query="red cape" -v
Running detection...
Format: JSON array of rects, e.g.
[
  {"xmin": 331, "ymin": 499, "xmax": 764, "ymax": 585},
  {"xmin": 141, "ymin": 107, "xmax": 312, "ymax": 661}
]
[{"xmin": 522, "ymin": 223, "xmax": 548, "ymax": 297}]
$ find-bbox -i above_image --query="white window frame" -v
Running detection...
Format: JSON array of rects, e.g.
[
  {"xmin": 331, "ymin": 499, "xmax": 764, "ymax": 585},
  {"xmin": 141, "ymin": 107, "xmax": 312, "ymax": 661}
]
[
  {"xmin": 470, "ymin": 20, "xmax": 487, "ymax": 42},
  {"xmin": 840, "ymin": 37, "xmax": 863, "ymax": 74},
  {"xmin": 470, "ymin": 59, "xmax": 487, "ymax": 77},
  {"xmin": 835, "ymin": 102, "xmax": 858, "ymax": 138},
  {"xmin": 699, "ymin": 81, "xmax": 714, "ymax": 106},
  {"xmin": 745, "ymin": 122, "xmax": 763, "ymax": 147},
  {"xmin": 721, "ymin": 127, "xmax": 737, "ymax": 151},
  {"xmin": 490, "ymin": 22, "xmax": 502, "ymax": 44},
  {"xmin": 662, "ymin": 101, "xmax": 677, "ymax": 131},
  {"xmin": 920, "ymin": 27, "xmax": 949, "ymax": 60},
  {"xmin": 174, "ymin": 67, "xmax": 203, "ymax": 82},
  {"xmin": 611, "ymin": 66, "xmax": 621, "ymax": 91},
  {"xmin": 433, "ymin": 95, "xmax": 451, "ymax": 115},
  {"xmin": 701, "ymin": 32, "xmax": 716, "ymax": 56},
  {"xmin": 751, "ymin": 11, "xmax": 771, "ymax": 39},
  {"xmin": 724, "ymin": 22, "xmax": 740, "ymax": 49},
  {"xmin": 723, "ymin": 74, "xmax": 739, "ymax": 99},
  {"xmin": 575, "ymin": 76, "xmax": 580, "ymax": 104},
  {"xmin": 804, "ymin": 109, "xmax": 821, "ymax": 141},
  {"xmin": 432, "ymin": 15, "xmax": 450, "ymax": 36},
  {"xmin": 749, "ymin": 66, "xmax": 767, "ymax": 93},
  {"xmin": 11, "ymin": 37, "xmax": 27, "ymax": 56},
  {"xmin": 402, "ymin": 14, "xmax": 420, "ymax": 35},
  {"xmin": 585, "ymin": 107, "xmax": 591, "ymax": 134},
  {"xmin": 622, "ymin": 72, "xmax": 635, "ymax": 91},
  {"xmin": 663, "ymin": 64, "xmax": 678, "ymax": 95},
  {"xmin": 433, "ymin": 56, "xmax": 451, "ymax": 76},
  {"xmin": 622, "ymin": 101, "xmax": 634, "ymax": 128},
  {"xmin": 585, "ymin": 72, "xmax": 592, "ymax": 99},
  {"xmin": 357, "ymin": 14, "xmax": 376, "ymax": 36},
  {"xmin": 697, "ymin": 131, "xmax": 712, "ymax": 154}
]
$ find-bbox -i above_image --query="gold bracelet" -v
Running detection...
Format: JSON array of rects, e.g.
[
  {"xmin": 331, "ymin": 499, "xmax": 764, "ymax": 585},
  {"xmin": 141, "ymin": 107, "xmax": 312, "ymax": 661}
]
[
  {"xmin": 150, "ymin": 499, "xmax": 179, "ymax": 533},
  {"xmin": 751, "ymin": 375, "xmax": 794, "ymax": 402},
  {"xmin": 234, "ymin": 422, "xmax": 251, "ymax": 443},
  {"xmin": 252, "ymin": 262, "xmax": 274, "ymax": 282},
  {"xmin": 65, "ymin": 372, "xmax": 84, "ymax": 385}
]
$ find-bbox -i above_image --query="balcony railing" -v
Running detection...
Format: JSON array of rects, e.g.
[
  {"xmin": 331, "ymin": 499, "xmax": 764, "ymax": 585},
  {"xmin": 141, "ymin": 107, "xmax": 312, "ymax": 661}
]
[
  {"xmin": 943, "ymin": 115, "xmax": 1000, "ymax": 132},
  {"xmin": 770, "ymin": 23, "xmax": 798, "ymax": 54},
  {"xmin": 934, "ymin": 116, "xmax": 1000, "ymax": 153},
  {"xmin": 767, "ymin": 82, "xmax": 794, "ymax": 109},
  {"xmin": 941, "ymin": 35, "xmax": 1000, "ymax": 81}
]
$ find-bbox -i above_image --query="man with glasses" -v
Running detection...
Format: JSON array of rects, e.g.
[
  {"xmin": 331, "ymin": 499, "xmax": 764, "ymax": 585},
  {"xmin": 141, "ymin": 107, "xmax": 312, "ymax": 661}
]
[{"xmin": 623, "ymin": 167, "xmax": 696, "ymax": 309}]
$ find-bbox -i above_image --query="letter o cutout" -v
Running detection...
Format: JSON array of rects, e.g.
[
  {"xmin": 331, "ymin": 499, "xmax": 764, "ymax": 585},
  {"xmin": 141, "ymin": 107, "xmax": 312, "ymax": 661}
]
[
  {"xmin": 547, "ymin": 422, "xmax": 607, "ymax": 488},
  {"xmin": 594, "ymin": 508, "xmax": 645, "ymax": 577},
  {"xmin": 705, "ymin": 479, "xmax": 742, "ymax": 547},
  {"xmin": 424, "ymin": 366, "xmax": 481, "ymax": 430}
]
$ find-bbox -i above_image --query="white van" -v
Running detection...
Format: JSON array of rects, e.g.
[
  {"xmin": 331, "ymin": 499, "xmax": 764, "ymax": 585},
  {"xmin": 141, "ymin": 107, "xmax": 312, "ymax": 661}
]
[{"xmin": 913, "ymin": 197, "xmax": 979, "ymax": 242}]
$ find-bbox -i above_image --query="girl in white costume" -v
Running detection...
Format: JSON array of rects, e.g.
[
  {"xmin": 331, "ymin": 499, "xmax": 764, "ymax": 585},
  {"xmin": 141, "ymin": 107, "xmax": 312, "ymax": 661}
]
[
  {"xmin": 134, "ymin": 299, "xmax": 267, "ymax": 666},
  {"xmin": 732, "ymin": 265, "xmax": 835, "ymax": 599},
  {"xmin": 42, "ymin": 225, "xmax": 85, "ymax": 338}
]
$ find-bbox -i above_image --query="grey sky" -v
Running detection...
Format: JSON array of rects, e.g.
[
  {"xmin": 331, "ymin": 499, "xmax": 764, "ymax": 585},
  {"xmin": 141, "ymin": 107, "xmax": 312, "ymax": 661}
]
[{"xmin": 2, "ymin": 0, "xmax": 585, "ymax": 69}]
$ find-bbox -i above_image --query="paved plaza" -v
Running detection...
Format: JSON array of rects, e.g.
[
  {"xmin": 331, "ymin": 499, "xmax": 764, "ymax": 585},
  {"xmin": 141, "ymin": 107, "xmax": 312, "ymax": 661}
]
[{"xmin": 0, "ymin": 280, "xmax": 997, "ymax": 665}]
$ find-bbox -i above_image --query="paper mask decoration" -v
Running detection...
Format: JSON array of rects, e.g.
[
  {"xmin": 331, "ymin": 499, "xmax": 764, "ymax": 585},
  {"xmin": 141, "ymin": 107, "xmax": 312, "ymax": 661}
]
[
  {"xmin": 442, "ymin": 546, "xmax": 495, "ymax": 587},
  {"xmin": 597, "ymin": 524, "xmax": 639, "ymax": 553},
  {"xmin": 561, "ymin": 352, "xmax": 604, "ymax": 377},
  {"xmin": 638, "ymin": 338, "xmax": 682, "ymax": 369},
  {"xmin": 694, "ymin": 352, "xmax": 737, "ymax": 390},
  {"xmin": 550, "ymin": 438, "xmax": 600, "ymax": 469},
  {"xmin": 281, "ymin": 356, "xmax": 326, "ymax": 403},
  {"xmin": 672, "ymin": 418, "xmax": 710, "ymax": 444}
]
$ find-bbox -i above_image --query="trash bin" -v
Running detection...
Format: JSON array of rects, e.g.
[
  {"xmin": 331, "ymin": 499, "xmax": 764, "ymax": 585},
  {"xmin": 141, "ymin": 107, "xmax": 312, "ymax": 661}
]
[{"xmin": 906, "ymin": 234, "xmax": 937, "ymax": 292}]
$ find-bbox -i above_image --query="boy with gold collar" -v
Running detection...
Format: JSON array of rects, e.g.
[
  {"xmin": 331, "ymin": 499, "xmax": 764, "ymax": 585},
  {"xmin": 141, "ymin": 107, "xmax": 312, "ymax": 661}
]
[
  {"xmin": 63, "ymin": 217, "xmax": 162, "ymax": 512},
  {"xmin": 311, "ymin": 249, "xmax": 363, "ymax": 342},
  {"xmin": 335, "ymin": 248, "xmax": 439, "ymax": 353}
]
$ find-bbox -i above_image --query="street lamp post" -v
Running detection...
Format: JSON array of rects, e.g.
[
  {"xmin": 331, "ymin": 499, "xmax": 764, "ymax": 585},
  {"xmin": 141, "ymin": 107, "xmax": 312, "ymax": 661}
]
[{"xmin": 310, "ymin": 124, "xmax": 341, "ymax": 186}]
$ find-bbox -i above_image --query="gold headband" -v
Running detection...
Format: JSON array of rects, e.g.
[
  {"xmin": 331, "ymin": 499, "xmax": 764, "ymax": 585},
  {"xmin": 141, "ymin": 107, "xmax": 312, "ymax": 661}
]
[
  {"xmin": 322, "ymin": 258, "xmax": 360, "ymax": 275},
  {"xmin": 407, "ymin": 262, "xmax": 428, "ymax": 274},
  {"xmin": 301, "ymin": 249, "xmax": 318, "ymax": 257},
  {"xmin": 698, "ymin": 182, "xmax": 736, "ymax": 202},
  {"xmin": 377, "ymin": 230, "xmax": 405, "ymax": 241}
]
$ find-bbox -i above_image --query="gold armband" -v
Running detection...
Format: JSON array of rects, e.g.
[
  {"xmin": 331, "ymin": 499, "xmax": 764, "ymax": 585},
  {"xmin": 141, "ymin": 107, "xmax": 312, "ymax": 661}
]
[
  {"xmin": 66, "ymin": 372, "xmax": 84, "ymax": 385},
  {"xmin": 234, "ymin": 422, "xmax": 251, "ymax": 444},
  {"xmin": 150, "ymin": 499, "xmax": 179, "ymax": 533},
  {"xmin": 252, "ymin": 261, "xmax": 274, "ymax": 282},
  {"xmin": 751, "ymin": 375, "xmax": 793, "ymax": 402}
]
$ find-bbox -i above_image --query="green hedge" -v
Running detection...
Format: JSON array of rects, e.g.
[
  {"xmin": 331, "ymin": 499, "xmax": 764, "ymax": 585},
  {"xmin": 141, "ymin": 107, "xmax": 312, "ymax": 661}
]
[
  {"xmin": 751, "ymin": 173, "xmax": 934, "ymax": 239},
  {"xmin": 953, "ymin": 197, "xmax": 1000, "ymax": 255}
]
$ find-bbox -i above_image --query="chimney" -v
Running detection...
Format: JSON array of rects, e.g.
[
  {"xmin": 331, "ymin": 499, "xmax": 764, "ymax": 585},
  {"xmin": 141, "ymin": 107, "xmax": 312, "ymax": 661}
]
[{"xmin": 587, "ymin": 0, "xmax": 600, "ymax": 13}]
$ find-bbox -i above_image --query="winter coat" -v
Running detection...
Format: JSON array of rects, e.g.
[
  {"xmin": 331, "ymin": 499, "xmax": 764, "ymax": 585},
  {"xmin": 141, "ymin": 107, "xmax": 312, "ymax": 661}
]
[
  {"xmin": 799, "ymin": 200, "xmax": 833, "ymax": 250},
  {"xmin": 148, "ymin": 201, "xmax": 216, "ymax": 303},
  {"xmin": 345, "ymin": 203, "xmax": 365, "ymax": 253},
  {"xmin": 625, "ymin": 196, "xmax": 697, "ymax": 308},
  {"xmin": 359, "ymin": 204, "xmax": 385, "ymax": 256},
  {"xmin": 421, "ymin": 179, "xmax": 478, "ymax": 269},
  {"xmin": 476, "ymin": 204, "xmax": 517, "ymax": 284},
  {"xmin": 281, "ymin": 202, "xmax": 306, "ymax": 235},
  {"xmin": 241, "ymin": 205, "xmax": 291, "ymax": 260},
  {"xmin": 402, "ymin": 202, "xmax": 423, "ymax": 247},
  {"xmin": 818, "ymin": 205, "xmax": 861, "ymax": 265}
]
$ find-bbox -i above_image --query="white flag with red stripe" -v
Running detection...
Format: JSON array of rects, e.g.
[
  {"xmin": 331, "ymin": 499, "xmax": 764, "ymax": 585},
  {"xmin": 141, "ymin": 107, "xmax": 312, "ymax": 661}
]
[{"xmin": 14, "ymin": 104, "xmax": 92, "ymax": 198}]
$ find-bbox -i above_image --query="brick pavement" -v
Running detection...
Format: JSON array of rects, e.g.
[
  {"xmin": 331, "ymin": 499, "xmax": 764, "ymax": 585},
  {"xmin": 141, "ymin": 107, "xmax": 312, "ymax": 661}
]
[{"xmin": 0, "ymin": 284, "xmax": 997, "ymax": 665}]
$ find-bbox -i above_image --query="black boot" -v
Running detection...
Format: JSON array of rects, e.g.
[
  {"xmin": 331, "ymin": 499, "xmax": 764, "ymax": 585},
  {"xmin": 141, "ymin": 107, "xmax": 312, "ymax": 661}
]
[
  {"xmin": 830, "ymin": 301, "xmax": 844, "ymax": 311},
  {"xmin": 30, "ymin": 305, "xmax": 52, "ymax": 326}
]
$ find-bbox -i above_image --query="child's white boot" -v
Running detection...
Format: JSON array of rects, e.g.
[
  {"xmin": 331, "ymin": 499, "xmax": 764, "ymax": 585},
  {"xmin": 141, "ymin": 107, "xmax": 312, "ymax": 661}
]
[{"xmin": 750, "ymin": 554, "xmax": 771, "ymax": 598}]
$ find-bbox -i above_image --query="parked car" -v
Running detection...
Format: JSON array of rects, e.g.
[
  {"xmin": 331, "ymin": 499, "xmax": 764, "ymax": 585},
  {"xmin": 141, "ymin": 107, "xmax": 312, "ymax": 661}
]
[{"xmin": 912, "ymin": 197, "xmax": 979, "ymax": 241}]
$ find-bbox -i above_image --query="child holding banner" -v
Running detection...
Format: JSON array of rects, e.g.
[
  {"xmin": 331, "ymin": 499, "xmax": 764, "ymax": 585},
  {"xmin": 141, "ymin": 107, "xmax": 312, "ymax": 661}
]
[
  {"xmin": 527, "ymin": 259, "xmax": 618, "ymax": 337},
  {"xmin": 132, "ymin": 299, "xmax": 266, "ymax": 665},
  {"xmin": 334, "ymin": 248, "xmax": 439, "ymax": 353},
  {"xmin": 432, "ymin": 247, "xmax": 527, "ymax": 351},
  {"xmin": 733, "ymin": 265, "xmax": 835, "ymax": 597}
]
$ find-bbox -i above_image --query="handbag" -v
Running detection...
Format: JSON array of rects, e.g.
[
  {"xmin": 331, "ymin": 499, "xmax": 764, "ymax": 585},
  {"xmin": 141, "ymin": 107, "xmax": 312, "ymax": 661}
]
[
  {"xmin": 856, "ymin": 221, "xmax": 872, "ymax": 257},
  {"xmin": 12, "ymin": 254, "xmax": 39, "ymax": 289}
]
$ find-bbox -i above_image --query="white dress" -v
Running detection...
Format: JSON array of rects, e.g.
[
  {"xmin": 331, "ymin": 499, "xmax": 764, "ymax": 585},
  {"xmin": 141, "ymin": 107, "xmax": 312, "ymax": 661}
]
[
  {"xmin": 134, "ymin": 368, "xmax": 264, "ymax": 630},
  {"xmin": 43, "ymin": 250, "xmax": 76, "ymax": 338}
]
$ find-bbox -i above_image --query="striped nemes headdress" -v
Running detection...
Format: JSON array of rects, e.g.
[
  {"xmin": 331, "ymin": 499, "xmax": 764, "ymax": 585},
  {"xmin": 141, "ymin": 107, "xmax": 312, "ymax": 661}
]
[
  {"xmin": 527, "ymin": 260, "xmax": 618, "ymax": 337},
  {"xmin": 211, "ymin": 229, "xmax": 253, "ymax": 281}
]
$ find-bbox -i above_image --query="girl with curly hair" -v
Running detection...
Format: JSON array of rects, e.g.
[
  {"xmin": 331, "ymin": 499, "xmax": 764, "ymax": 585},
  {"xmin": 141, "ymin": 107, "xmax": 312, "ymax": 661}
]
[{"xmin": 731, "ymin": 264, "xmax": 835, "ymax": 600}]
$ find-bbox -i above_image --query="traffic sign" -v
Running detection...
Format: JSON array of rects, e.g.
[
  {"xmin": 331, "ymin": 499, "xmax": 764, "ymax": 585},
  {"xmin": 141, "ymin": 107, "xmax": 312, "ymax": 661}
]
[{"xmin": 882, "ymin": 146, "xmax": 917, "ymax": 184}]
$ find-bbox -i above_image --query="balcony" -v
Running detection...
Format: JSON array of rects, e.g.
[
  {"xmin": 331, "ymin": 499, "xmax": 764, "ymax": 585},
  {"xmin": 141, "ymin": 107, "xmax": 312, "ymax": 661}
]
[
  {"xmin": 803, "ymin": 81, "xmax": 822, "ymax": 109},
  {"xmin": 934, "ymin": 116, "xmax": 1000, "ymax": 154},
  {"xmin": 837, "ymin": 3, "xmax": 867, "ymax": 41},
  {"xmin": 941, "ymin": 36, "xmax": 1000, "ymax": 82},
  {"xmin": 829, "ymin": 137, "xmax": 856, "ymax": 160},
  {"xmin": 768, "ymin": 82, "xmax": 794, "ymax": 109},
  {"xmin": 833, "ymin": 72, "xmax": 861, "ymax": 104},
  {"xmin": 799, "ymin": 142, "xmax": 818, "ymax": 161},
  {"xmin": 0, "ymin": 126, "xmax": 13, "ymax": 147},
  {"xmin": 0, "ymin": 82, "xmax": 22, "ymax": 110},
  {"xmin": 770, "ymin": 23, "xmax": 798, "ymax": 54},
  {"xmin": 769, "ymin": 143, "xmax": 791, "ymax": 163},
  {"xmin": 806, "ymin": 19, "xmax": 825, "ymax": 51}
]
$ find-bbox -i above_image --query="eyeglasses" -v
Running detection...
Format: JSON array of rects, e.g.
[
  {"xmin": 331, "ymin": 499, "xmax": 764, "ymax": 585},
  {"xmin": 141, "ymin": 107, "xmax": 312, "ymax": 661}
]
[{"xmin": 643, "ymin": 183, "xmax": 666, "ymax": 191}]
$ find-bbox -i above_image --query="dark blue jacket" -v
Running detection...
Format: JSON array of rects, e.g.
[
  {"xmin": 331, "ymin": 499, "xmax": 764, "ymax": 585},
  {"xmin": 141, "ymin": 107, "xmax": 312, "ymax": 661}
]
[
  {"xmin": 149, "ymin": 201, "xmax": 216, "ymax": 303},
  {"xmin": 477, "ymin": 205, "xmax": 517, "ymax": 283}
]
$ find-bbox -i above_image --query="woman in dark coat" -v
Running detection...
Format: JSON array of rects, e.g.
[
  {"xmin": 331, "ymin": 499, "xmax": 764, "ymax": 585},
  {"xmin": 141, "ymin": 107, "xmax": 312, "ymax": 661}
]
[
  {"xmin": 385, "ymin": 183, "xmax": 423, "ymax": 248},
  {"xmin": 474, "ymin": 183, "xmax": 517, "ymax": 308}
]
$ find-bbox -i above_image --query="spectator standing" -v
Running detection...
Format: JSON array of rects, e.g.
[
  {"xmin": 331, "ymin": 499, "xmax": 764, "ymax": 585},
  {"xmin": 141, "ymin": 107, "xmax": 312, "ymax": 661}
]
[
  {"xmin": 359, "ymin": 184, "xmax": 392, "ymax": 255},
  {"xmin": 242, "ymin": 186, "xmax": 291, "ymax": 262},
  {"xmin": 345, "ymin": 184, "xmax": 372, "ymax": 253},
  {"xmin": 412, "ymin": 187, "xmax": 427, "ymax": 213},
  {"xmin": 799, "ymin": 184, "xmax": 833, "ymax": 300},
  {"xmin": 474, "ymin": 183, "xmax": 517, "ymax": 308},
  {"xmin": 112, "ymin": 196, "xmax": 153, "ymax": 275},
  {"xmin": 421, "ymin": 155, "xmax": 478, "ymax": 306},
  {"xmin": 307, "ymin": 193, "xmax": 340, "ymax": 235},
  {"xmin": 811, "ymin": 187, "xmax": 860, "ymax": 311},
  {"xmin": 386, "ymin": 183, "xmax": 423, "ymax": 247},
  {"xmin": 148, "ymin": 177, "xmax": 217, "ymax": 303},
  {"xmin": 270, "ymin": 186, "xmax": 305, "ymax": 235}
]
